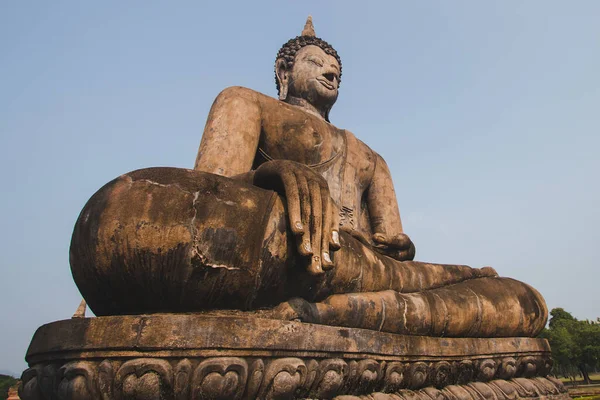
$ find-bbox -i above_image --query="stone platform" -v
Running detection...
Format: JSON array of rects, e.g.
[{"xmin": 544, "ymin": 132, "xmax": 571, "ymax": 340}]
[{"xmin": 21, "ymin": 314, "xmax": 568, "ymax": 399}]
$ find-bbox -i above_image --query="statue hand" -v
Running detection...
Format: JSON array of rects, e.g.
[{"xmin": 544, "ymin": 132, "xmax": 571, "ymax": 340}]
[
  {"xmin": 253, "ymin": 160, "xmax": 341, "ymax": 275},
  {"xmin": 372, "ymin": 233, "xmax": 416, "ymax": 261}
]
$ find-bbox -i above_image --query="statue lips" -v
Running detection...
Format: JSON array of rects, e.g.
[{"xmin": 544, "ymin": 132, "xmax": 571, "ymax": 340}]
[{"xmin": 316, "ymin": 75, "xmax": 336, "ymax": 90}]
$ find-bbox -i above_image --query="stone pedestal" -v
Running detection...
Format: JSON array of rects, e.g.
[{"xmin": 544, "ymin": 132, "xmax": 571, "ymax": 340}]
[{"xmin": 21, "ymin": 314, "xmax": 568, "ymax": 400}]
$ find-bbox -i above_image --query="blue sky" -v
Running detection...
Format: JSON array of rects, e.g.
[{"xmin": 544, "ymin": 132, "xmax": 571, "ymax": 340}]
[{"xmin": 1, "ymin": 1, "xmax": 599, "ymax": 375}]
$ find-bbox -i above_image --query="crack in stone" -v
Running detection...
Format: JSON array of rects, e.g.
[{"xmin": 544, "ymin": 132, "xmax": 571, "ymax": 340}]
[
  {"xmin": 401, "ymin": 297, "xmax": 408, "ymax": 333},
  {"xmin": 467, "ymin": 287, "xmax": 483, "ymax": 336},
  {"xmin": 191, "ymin": 244, "xmax": 241, "ymax": 271},
  {"xmin": 378, "ymin": 297, "xmax": 386, "ymax": 332},
  {"xmin": 137, "ymin": 178, "xmax": 196, "ymax": 196},
  {"xmin": 433, "ymin": 292, "xmax": 449, "ymax": 337},
  {"xmin": 188, "ymin": 190, "xmax": 240, "ymax": 271}
]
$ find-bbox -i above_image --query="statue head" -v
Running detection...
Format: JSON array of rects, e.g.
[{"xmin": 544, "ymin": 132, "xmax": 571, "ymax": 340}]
[{"xmin": 275, "ymin": 17, "xmax": 342, "ymax": 121}]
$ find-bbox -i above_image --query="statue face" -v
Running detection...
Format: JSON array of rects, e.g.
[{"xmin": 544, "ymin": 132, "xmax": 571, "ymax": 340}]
[{"xmin": 287, "ymin": 45, "xmax": 340, "ymax": 110}]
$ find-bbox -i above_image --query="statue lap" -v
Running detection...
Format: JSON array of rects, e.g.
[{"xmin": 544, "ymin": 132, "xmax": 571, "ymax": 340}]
[{"xmin": 70, "ymin": 167, "xmax": 546, "ymax": 337}]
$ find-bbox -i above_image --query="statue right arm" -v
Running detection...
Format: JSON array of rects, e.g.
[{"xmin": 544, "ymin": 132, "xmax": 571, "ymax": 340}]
[
  {"xmin": 194, "ymin": 87, "xmax": 339, "ymax": 274},
  {"xmin": 194, "ymin": 87, "xmax": 262, "ymax": 176}
]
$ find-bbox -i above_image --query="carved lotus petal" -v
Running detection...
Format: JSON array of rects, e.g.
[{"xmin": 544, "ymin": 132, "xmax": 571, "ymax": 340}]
[
  {"xmin": 406, "ymin": 362, "xmax": 429, "ymax": 389},
  {"xmin": 40, "ymin": 364, "xmax": 60, "ymax": 399},
  {"xmin": 20, "ymin": 366, "xmax": 43, "ymax": 400},
  {"xmin": 271, "ymin": 370, "xmax": 303, "ymax": 398},
  {"xmin": 431, "ymin": 361, "xmax": 452, "ymax": 389},
  {"xmin": 97, "ymin": 360, "xmax": 115, "ymax": 399},
  {"xmin": 541, "ymin": 358, "xmax": 553, "ymax": 376},
  {"xmin": 477, "ymin": 359, "xmax": 497, "ymax": 382},
  {"xmin": 115, "ymin": 358, "xmax": 173, "ymax": 400},
  {"xmin": 174, "ymin": 359, "xmax": 192, "ymax": 400},
  {"xmin": 122, "ymin": 372, "xmax": 162, "ymax": 400},
  {"xmin": 21, "ymin": 377, "xmax": 41, "ymax": 400},
  {"xmin": 533, "ymin": 377, "xmax": 560, "ymax": 395},
  {"xmin": 512, "ymin": 377, "xmax": 542, "ymax": 397},
  {"xmin": 246, "ymin": 359, "xmax": 265, "ymax": 400},
  {"xmin": 422, "ymin": 386, "xmax": 444, "ymax": 400},
  {"xmin": 313, "ymin": 359, "xmax": 347, "ymax": 398},
  {"xmin": 57, "ymin": 361, "xmax": 98, "ymax": 400},
  {"xmin": 547, "ymin": 375, "xmax": 567, "ymax": 391},
  {"xmin": 356, "ymin": 359, "xmax": 381, "ymax": 390},
  {"xmin": 489, "ymin": 379, "xmax": 519, "ymax": 398},
  {"xmin": 204, "ymin": 371, "xmax": 241, "ymax": 398},
  {"xmin": 518, "ymin": 356, "xmax": 537, "ymax": 377},
  {"xmin": 468, "ymin": 381, "xmax": 498, "ymax": 400},
  {"xmin": 260, "ymin": 358, "xmax": 306, "ymax": 400},
  {"xmin": 456, "ymin": 360, "xmax": 475, "ymax": 385},
  {"xmin": 498, "ymin": 357, "xmax": 517, "ymax": 380},
  {"xmin": 58, "ymin": 374, "xmax": 88, "ymax": 400},
  {"xmin": 192, "ymin": 357, "xmax": 248, "ymax": 400},
  {"xmin": 382, "ymin": 362, "xmax": 404, "ymax": 392},
  {"xmin": 443, "ymin": 383, "xmax": 474, "ymax": 400}
]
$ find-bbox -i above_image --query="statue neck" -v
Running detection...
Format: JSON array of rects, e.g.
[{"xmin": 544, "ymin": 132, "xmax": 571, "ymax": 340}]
[{"xmin": 285, "ymin": 96, "xmax": 330, "ymax": 122}]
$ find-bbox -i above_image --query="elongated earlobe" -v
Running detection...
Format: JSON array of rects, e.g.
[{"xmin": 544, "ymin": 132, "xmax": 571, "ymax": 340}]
[
  {"xmin": 276, "ymin": 58, "xmax": 289, "ymax": 101},
  {"xmin": 279, "ymin": 83, "xmax": 288, "ymax": 101}
]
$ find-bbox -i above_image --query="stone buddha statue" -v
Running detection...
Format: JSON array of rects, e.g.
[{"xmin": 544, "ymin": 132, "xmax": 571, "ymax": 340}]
[{"xmin": 70, "ymin": 17, "xmax": 547, "ymax": 338}]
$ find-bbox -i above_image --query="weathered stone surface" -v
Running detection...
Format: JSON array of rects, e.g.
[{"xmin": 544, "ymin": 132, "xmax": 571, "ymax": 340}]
[
  {"xmin": 65, "ymin": 17, "xmax": 548, "ymax": 338},
  {"xmin": 332, "ymin": 377, "xmax": 570, "ymax": 400},
  {"xmin": 70, "ymin": 167, "xmax": 285, "ymax": 316},
  {"xmin": 70, "ymin": 167, "xmax": 547, "ymax": 337},
  {"xmin": 22, "ymin": 315, "xmax": 560, "ymax": 400},
  {"xmin": 22, "ymin": 16, "xmax": 560, "ymax": 400},
  {"xmin": 26, "ymin": 315, "xmax": 553, "ymax": 364}
]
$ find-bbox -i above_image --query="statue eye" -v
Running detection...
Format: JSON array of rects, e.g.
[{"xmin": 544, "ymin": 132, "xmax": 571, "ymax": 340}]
[{"xmin": 307, "ymin": 57, "xmax": 324, "ymax": 67}]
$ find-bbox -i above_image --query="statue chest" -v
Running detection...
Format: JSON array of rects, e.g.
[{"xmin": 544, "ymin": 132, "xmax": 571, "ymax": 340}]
[
  {"xmin": 259, "ymin": 116, "xmax": 343, "ymax": 167},
  {"xmin": 258, "ymin": 115, "xmax": 375, "ymax": 236},
  {"xmin": 258, "ymin": 117, "xmax": 349, "ymax": 202}
]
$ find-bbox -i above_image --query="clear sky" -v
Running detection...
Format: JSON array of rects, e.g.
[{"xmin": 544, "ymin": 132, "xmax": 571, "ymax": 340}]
[{"xmin": 1, "ymin": 1, "xmax": 599, "ymax": 376}]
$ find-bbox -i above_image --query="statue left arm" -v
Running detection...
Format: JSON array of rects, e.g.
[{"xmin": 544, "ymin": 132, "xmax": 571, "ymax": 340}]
[
  {"xmin": 194, "ymin": 86, "xmax": 262, "ymax": 176},
  {"xmin": 367, "ymin": 154, "xmax": 415, "ymax": 261}
]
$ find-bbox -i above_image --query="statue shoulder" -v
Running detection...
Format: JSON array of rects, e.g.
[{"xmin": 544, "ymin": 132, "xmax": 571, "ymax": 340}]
[
  {"xmin": 344, "ymin": 130, "xmax": 379, "ymax": 169},
  {"xmin": 343, "ymin": 130, "xmax": 379, "ymax": 184},
  {"xmin": 215, "ymin": 86, "xmax": 274, "ymax": 105}
]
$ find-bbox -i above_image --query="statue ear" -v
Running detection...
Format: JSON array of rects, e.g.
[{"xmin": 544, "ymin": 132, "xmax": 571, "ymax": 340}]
[{"xmin": 276, "ymin": 58, "xmax": 289, "ymax": 101}]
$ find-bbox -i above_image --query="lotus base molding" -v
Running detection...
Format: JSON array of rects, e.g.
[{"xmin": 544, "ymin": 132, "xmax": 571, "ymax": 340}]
[{"xmin": 21, "ymin": 314, "xmax": 568, "ymax": 399}]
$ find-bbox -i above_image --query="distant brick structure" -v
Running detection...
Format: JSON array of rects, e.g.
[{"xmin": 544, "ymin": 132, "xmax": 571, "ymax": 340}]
[{"xmin": 7, "ymin": 384, "xmax": 21, "ymax": 400}]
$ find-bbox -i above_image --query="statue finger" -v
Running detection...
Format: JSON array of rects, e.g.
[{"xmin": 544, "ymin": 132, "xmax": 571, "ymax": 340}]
[
  {"xmin": 389, "ymin": 233, "xmax": 412, "ymax": 249},
  {"xmin": 372, "ymin": 232, "xmax": 411, "ymax": 250},
  {"xmin": 307, "ymin": 180, "xmax": 323, "ymax": 275},
  {"xmin": 395, "ymin": 243, "xmax": 416, "ymax": 261},
  {"xmin": 408, "ymin": 242, "xmax": 416, "ymax": 260},
  {"xmin": 372, "ymin": 233, "xmax": 390, "ymax": 251},
  {"xmin": 296, "ymin": 173, "xmax": 312, "ymax": 256},
  {"xmin": 372, "ymin": 232, "xmax": 388, "ymax": 245},
  {"xmin": 281, "ymin": 170, "xmax": 303, "ymax": 236},
  {"xmin": 320, "ymin": 186, "xmax": 333, "ymax": 269},
  {"xmin": 329, "ymin": 200, "xmax": 341, "ymax": 250}
]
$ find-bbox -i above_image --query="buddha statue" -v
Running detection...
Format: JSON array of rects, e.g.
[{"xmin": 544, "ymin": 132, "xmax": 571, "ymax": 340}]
[{"xmin": 70, "ymin": 17, "xmax": 547, "ymax": 338}]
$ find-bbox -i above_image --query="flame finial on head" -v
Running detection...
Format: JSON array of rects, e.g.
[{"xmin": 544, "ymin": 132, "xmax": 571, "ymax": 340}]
[{"xmin": 302, "ymin": 15, "xmax": 316, "ymax": 37}]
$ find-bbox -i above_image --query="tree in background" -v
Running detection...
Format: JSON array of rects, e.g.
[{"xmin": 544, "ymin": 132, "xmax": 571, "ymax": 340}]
[{"xmin": 540, "ymin": 308, "xmax": 600, "ymax": 385}]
